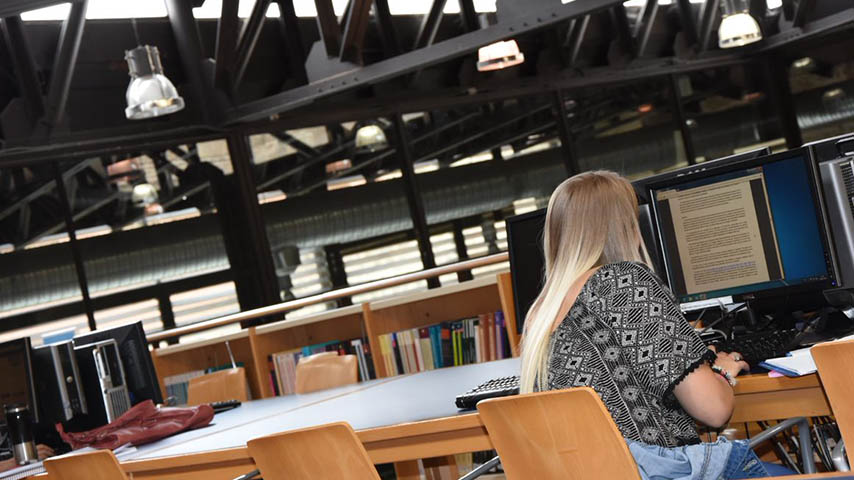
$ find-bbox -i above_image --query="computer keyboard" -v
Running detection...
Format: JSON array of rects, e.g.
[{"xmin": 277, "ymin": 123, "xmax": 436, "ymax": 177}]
[
  {"xmin": 455, "ymin": 376, "xmax": 519, "ymax": 410},
  {"xmin": 715, "ymin": 328, "xmax": 800, "ymax": 366},
  {"xmin": 210, "ymin": 399, "xmax": 241, "ymax": 413}
]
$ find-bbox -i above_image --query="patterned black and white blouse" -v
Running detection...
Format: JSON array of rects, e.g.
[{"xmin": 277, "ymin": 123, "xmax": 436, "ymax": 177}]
[{"xmin": 545, "ymin": 261, "xmax": 716, "ymax": 447}]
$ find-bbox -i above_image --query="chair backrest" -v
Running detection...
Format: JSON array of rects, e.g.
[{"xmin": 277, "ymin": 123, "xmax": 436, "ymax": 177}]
[
  {"xmin": 44, "ymin": 449, "xmax": 128, "ymax": 480},
  {"xmin": 186, "ymin": 367, "xmax": 249, "ymax": 406},
  {"xmin": 295, "ymin": 353, "xmax": 358, "ymax": 394},
  {"xmin": 811, "ymin": 338, "xmax": 854, "ymax": 466},
  {"xmin": 477, "ymin": 387, "xmax": 641, "ymax": 480},
  {"xmin": 247, "ymin": 422, "xmax": 380, "ymax": 480}
]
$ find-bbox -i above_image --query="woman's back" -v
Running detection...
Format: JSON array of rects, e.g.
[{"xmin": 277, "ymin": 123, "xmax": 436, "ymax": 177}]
[{"xmin": 546, "ymin": 261, "xmax": 714, "ymax": 447}]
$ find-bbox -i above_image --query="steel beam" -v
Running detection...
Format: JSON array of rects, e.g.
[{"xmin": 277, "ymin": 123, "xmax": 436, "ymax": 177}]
[
  {"xmin": 314, "ymin": 0, "xmax": 341, "ymax": 57},
  {"xmin": 393, "ymin": 113, "xmax": 439, "ymax": 289},
  {"xmin": 567, "ymin": 15, "xmax": 591, "ymax": 67},
  {"xmin": 214, "ymin": 0, "xmax": 240, "ymax": 92},
  {"xmin": 234, "ymin": 0, "xmax": 272, "ymax": 88},
  {"xmin": 554, "ymin": 90, "xmax": 579, "ymax": 176},
  {"xmin": 229, "ymin": 0, "xmax": 625, "ymax": 124},
  {"xmin": 273, "ymin": 132, "xmax": 321, "ymax": 157},
  {"xmin": 373, "ymin": 0, "xmax": 401, "ymax": 56},
  {"xmin": 42, "ymin": 0, "xmax": 87, "ymax": 131},
  {"xmin": 223, "ymin": 133, "xmax": 281, "ymax": 326},
  {"xmin": 339, "ymin": 0, "xmax": 373, "ymax": 63},
  {"xmin": 610, "ymin": 4, "xmax": 634, "ymax": 57},
  {"xmin": 53, "ymin": 161, "xmax": 96, "ymax": 331},
  {"xmin": 459, "ymin": 0, "xmax": 480, "ymax": 33},
  {"xmin": 636, "ymin": 0, "xmax": 659, "ymax": 57},
  {"xmin": 793, "ymin": 0, "xmax": 816, "ymax": 28},
  {"xmin": 1, "ymin": 16, "xmax": 45, "ymax": 121},
  {"xmin": 668, "ymin": 74, "xmax": 697, "ymax": 165},
  {"xmin": 762, "ymin": 58, "xmax": 802, "ymax": 149},
  {"xmin": 413, "ymin": 0, "xmax": 447, "ymax": 50},
  {"xmin": 0, "ymin": 158, "xmax": 97, "ymax": 222},
  {"xmin": 676, "ymin": 0, "xmax": 699, "ymax": 46},
  {"xmin": 698, "ymin": 0, "xmax": 721, "ymax": 52},
  {"xmin": 452, "ymin": 221, "xmax": 474, "ymax": 282},
  {"xmin": 165, "ymin": 0, "xmax": 218, "ymax": 123},
  {"xmin": 22, "ymin": 190, "xmax": 120, "ymax": 247},
  {"xmin": 275, "ymin": 0, "xmax": 308, "ymax": 84}
]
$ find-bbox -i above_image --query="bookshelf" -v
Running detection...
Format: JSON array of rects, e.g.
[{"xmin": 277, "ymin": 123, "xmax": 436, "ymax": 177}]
[
  {"xmin": 151, "ymin": 270, "xmax": 520, "ymax": 400},
  {"xmin": 150, "ymin": 330, "xmax": 262, "ymax": 400},
  {"xmin": 248, "ymin": 304, "xmax": 367, "ymax": 398},
  {"xmin": 363, "ymin": 276, "xmax": 508, "ymax": 378}
]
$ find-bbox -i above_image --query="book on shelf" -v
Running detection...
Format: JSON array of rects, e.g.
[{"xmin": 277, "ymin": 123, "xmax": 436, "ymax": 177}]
[
  {"xmin": 163, "ymin": 361, "xmax": 246, "ymax": 405},
  {"xmin": 376, "ymin": 311, "xmax": 508, "ymax": 375},
  {"xmin": 267, "ymin": 337, "xmax": 376, "ymax": 396}
]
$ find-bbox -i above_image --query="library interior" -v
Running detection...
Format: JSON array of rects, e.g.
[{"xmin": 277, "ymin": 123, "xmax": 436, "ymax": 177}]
[{"xmin": 1, "ymin": 0, "xmax": 854, "ymax": 479}]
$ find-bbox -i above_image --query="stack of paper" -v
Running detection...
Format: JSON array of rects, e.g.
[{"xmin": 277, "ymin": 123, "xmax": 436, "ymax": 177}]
[{"xmin": 759, "ymin": 334, "xmax": 854, "ymax": 377}]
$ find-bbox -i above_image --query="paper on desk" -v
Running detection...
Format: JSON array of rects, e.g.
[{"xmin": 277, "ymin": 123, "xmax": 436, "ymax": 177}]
[
  {"xmin": 759, "ymin": 333, "xmax": 854, "ymax": 377},
  {"xmin": 0, "ymin": 444, "xmax": 137, "ymax": 480}
]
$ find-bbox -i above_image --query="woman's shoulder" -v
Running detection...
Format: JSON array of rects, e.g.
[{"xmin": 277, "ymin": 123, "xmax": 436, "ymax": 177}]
[{"xmin": 598, "ymin": 260, "xmax": 656, "ymax": 278}]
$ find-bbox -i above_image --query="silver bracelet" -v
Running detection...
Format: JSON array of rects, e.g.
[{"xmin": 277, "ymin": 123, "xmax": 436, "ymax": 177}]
[{"xmin": 711, "ymin": 364, "xmax": 738, "ymax": 387}]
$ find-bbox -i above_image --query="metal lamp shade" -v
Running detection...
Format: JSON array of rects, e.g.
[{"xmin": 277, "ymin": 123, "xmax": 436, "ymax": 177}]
[
  {"xmin": 124, "ymin": 45, "xmax": 185, "ymax": 120},
  {"xmin": 718, "ymin": 11, "xmax": 763, "ymax": 48}
]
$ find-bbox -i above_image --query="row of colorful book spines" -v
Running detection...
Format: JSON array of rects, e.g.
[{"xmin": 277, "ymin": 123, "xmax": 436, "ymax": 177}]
[
  {"xmin": 377, "ymin": 312, "xmax": 509, "ymax": 374},
  {"xmin": 266, "ymin": 339, "xmax": 377, "ymax": 396}
]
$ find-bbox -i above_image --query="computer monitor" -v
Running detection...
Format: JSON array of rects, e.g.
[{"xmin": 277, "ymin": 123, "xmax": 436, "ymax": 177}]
[
  {"xmin": 633, "ymin": 147, "xmax": 772, "ymax": 204},
  {"xmin": 646, "ymin": 147, "xmax": 838, "ymax": 305},
  {"xmin": 0, "ymin": 338, "xmax": 39, "ymax": 424},
  {"xmin": 506, "ymin": 209, "xmax": 546, "ymax": 335},
  {"xmin": 74, "ymin": 322, "xmax": 163, "ymax": 406}
]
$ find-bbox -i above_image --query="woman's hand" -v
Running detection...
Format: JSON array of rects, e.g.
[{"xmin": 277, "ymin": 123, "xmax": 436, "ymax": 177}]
[
  {"xmin": 37, "ymin": 444, "xmax": 55, "ymax": 461},
  {"xmin": 714, "ymin": 351, "xmax": 750, "ymax": 378}
]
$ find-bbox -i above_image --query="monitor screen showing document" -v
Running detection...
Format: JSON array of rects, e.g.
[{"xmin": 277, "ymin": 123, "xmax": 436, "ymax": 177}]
[{"xmin": 651, "ymin": 152, "xmax": 833, "ymax": 303}]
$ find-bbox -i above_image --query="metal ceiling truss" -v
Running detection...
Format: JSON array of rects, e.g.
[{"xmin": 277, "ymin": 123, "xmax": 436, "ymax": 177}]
[{"xmin": 0, "ymin": 1, "xmax": 851, "ymax": 170}]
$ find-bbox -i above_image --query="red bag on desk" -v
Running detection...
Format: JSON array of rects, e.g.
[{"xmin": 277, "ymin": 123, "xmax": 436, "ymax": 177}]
[{"xmin": 56, "ymin": 400, "xmax": 214, "ymax": 450}]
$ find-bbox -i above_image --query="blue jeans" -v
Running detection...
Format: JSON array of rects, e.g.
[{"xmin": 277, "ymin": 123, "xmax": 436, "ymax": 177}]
[
  {"xmin": 723, "ymin": 440, "xmax": 769, "ymax": 478},
  {"xmin": 628, "ymin": 437, "xmax": 793, "ymax": 479}
]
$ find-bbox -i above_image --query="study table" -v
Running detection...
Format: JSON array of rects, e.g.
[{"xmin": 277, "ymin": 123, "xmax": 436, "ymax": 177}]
[{"xmin": 36, "ymin": 358, "xmax": 833, "ymax": 480}]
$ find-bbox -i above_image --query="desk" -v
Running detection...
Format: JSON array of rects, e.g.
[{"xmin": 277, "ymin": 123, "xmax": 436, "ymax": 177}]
[{"xmin": 41, "ymin": 358, "xmax": 834, "ymax": 480}]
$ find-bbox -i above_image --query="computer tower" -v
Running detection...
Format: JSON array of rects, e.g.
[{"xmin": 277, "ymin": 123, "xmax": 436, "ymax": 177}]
[
  {"xmin": 73, "ymin": 340, "xmax": 131, "ymax": 430},
  {"xmin": 30, "ymin": 342, "xmax": 87, "ymax": 424},
  {"xmin": 820, "ymin": 157, "xmax": 854, "ymax": 287}
]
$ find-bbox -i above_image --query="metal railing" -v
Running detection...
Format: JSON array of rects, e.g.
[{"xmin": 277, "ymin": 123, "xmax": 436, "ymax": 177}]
[{"xmin": 147, "ymin": 252, "xmax": 509, "ymax": 343}]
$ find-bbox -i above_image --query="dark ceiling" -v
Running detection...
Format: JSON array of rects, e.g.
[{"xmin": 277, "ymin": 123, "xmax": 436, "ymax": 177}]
[{"xmin": 0, "ymin": 0, "xmax": 853, "ymax": 249}]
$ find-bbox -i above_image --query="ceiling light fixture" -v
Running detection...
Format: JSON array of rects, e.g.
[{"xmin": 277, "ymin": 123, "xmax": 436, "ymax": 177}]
[
  {"xmin": 354, "ymin": 124, "xmax": 388, "ymax": 152},
  {"xmin": 477, "ymin": 40, "xmax": 525, "ymax": 72},
  {"xmin": 124, "ymin": 45, "xmax": 185, "ymax": 120},
  {"xmin": 718, "ymin": 0, "xmax": 763, "ymax": 49}
]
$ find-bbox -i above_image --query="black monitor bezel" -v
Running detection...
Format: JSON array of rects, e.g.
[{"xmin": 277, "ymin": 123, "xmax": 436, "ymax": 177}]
[
  {"xmin": 633, "ymin": 147, "xmax": 772, "ymax": 204},
  {"xmin": 644, "ymin": 147, "xmax": 839, "ymax": 304},
  {"xmin": 505, "ymin": 208, "xmax": 547, "ymax": 335}
]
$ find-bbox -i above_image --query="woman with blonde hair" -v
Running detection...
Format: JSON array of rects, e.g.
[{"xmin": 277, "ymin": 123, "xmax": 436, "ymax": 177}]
[{"xmin": 520, "ymin": 170, "xmax": 792, "ymax": 479}]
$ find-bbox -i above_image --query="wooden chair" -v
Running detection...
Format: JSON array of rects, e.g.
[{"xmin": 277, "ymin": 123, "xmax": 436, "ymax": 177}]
[
  {"xmin": 811, "ymin": 338, "xmax": 854, "ymax": 467},
  {"xmin": 295, "ymin": 352, "xmax": 358, "ymax": 394},
  {"xmin": 477, "ymin": 387, "xmax": 641, "ymax": 480},
  {"xmin": 44, "ymin": 449, "xmax": 128, "ymax": 480},
  {"xmin": 187, "ymin": 367, "xmax": 250, "ymax": 406},
  {"xmin": 246, "ymin": 422, "xmax": 380, "ymax": 480}
]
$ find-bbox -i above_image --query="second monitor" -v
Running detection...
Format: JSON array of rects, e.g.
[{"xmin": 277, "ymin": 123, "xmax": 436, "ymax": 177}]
[{"xmin": 646, "ymin": 147, "xmax": 838, "ymax": 304}]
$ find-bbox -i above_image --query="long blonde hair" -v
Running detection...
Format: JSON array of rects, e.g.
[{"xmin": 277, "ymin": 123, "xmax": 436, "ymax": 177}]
[{"xmin": 519, "ymin": 170, "xmax": 653, "ymax": 393}]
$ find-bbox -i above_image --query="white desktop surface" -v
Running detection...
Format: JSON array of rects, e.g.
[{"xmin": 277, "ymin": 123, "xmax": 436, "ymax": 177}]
[{"xmin": 130, "ymin": 357, "xmax": 520, "ymax": 460}]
